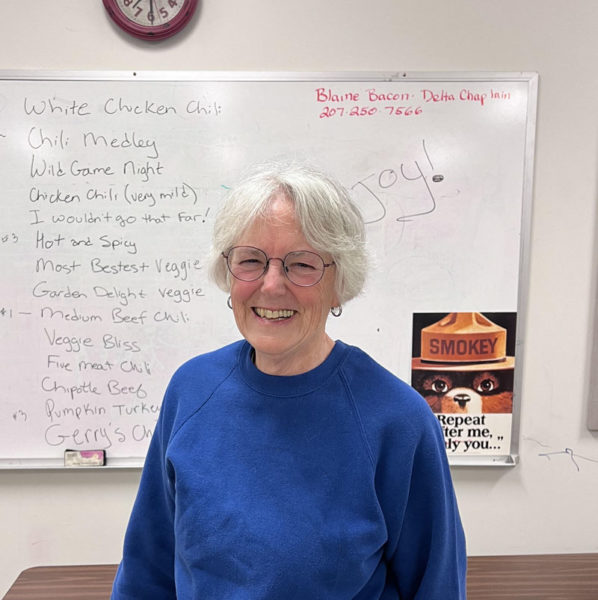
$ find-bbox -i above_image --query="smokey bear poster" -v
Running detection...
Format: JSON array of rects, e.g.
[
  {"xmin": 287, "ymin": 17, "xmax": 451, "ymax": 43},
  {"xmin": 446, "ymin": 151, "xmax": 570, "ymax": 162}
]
[{"xmin": 411, "ymin": 312, "xmax": 517, "ymax": 456}]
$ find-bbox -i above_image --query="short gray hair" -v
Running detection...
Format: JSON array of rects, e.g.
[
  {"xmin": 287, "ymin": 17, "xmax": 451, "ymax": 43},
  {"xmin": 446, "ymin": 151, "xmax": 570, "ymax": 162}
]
[{"xmin": 208, "ymin": 162, "xmax": 368, "ymax": 305}]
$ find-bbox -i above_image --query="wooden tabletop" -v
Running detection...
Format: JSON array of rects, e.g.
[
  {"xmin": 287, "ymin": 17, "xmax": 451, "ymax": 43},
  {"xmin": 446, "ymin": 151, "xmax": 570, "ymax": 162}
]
[
  {"xmin": 466, "ymin": 554, "xmax": 598, "ymax": 599},
  {"xmin": 3, "ymin": 554, "xmax": 598, "ymax": 599},
  {"xmin": 3, "ymin": 565, "xmax": 117, "ymax": 600}
]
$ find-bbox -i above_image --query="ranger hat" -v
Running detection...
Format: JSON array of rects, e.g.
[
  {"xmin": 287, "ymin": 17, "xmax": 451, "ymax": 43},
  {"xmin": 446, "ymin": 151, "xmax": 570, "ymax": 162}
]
[{"xmin": 411, "ymin": 312, "xmax": 515, "ymax": 371}]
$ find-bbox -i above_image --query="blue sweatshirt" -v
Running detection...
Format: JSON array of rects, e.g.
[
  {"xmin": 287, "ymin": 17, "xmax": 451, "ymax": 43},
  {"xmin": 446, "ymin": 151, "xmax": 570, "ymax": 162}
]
[{"xmin": 112, "ymin": 340, "xmax": 466, "ymax": 599}]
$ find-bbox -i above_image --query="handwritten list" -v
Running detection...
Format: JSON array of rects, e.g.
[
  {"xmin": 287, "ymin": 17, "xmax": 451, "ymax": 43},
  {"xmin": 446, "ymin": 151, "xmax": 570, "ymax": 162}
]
[{"xmin": 0, "ymin": 74, "xmax": 532, "ymax": 465}]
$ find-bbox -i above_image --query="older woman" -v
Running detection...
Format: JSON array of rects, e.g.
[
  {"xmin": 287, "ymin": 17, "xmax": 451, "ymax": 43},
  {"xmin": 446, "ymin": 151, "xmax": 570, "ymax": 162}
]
[{"xmin": 112, "ymin": 163, "xmax": 466, "ymax": 599}]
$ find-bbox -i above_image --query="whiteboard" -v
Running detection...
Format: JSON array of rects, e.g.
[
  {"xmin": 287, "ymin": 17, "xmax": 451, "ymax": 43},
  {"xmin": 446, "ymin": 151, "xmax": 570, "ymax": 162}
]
[{"xmin": 0, "ymin": 71, "xmax": 537, "ymax": 468}]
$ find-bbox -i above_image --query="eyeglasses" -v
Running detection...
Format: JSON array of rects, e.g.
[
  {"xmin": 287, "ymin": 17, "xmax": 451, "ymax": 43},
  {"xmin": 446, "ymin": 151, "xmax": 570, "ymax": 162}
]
[{"xmin": 222, "ymin": 246, "xmax": 335, "ymax": 287}]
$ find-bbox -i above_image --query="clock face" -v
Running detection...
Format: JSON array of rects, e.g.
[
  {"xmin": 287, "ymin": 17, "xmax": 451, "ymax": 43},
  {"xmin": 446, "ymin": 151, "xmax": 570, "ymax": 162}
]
[{"xmin": 103, "ymin": 0, "xmax": 198, "ymax": 40}]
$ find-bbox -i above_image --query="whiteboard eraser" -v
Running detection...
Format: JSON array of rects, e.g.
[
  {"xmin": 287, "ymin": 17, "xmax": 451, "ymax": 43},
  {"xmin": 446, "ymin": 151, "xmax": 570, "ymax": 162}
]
[{"xmin": 64, "ymin": 449, "xmax": 106, "ymax": 467}]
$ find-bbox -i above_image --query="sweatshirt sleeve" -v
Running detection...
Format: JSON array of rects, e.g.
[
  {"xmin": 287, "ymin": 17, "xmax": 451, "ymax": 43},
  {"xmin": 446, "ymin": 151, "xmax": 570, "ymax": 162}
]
[
  {"xmin": 111, "ymin": 382, "xmax": 178, "ymax": 600},
  {"xmin": 384, "ymin": 410, "xmax": 467, "ymax": 599}
]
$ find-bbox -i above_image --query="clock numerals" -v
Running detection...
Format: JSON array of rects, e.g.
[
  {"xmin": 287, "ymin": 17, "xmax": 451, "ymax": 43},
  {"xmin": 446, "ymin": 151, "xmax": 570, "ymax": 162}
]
[
  {"xmin": 123, "ymin": 0, "xmax": 181, "ymax": 24},
  {"xmin": 105, "ymin": 0, "xmax": 197, "ymax": 40},
  {"xmin": 123, "ymin": 0, "xmax": 153, "ymax": 23}
]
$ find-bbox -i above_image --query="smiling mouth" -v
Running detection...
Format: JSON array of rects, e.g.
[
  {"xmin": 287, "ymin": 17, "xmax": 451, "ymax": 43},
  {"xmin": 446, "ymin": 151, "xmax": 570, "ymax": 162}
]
[{"xmin": 253, "ymin": 307, "xmax": 296, "ymax": 320}]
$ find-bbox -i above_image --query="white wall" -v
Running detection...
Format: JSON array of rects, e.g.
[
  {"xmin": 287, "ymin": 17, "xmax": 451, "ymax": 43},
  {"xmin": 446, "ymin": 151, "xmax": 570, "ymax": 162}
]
[{"xmin": 1, "ymin": 0, "xmax": 597, "ymax": 594}]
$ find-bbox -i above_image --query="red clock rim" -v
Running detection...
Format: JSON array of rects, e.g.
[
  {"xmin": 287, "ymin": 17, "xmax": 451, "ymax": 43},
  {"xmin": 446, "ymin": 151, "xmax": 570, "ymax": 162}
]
[{"xmin": 103, "ymin": 0, "xmax": 198, "ymax": 40}]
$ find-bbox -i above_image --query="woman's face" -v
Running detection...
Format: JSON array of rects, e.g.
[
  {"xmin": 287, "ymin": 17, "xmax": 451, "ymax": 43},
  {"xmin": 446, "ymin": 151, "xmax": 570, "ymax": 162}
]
[{"xmin": 229, "ymin": 194, "xmax": 339, "ymax": 375}]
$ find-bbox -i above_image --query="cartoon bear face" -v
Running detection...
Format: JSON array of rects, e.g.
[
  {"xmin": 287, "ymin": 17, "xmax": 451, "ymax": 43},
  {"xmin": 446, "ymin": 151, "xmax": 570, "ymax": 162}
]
[{"xmin": 411, "ymin": 368, "xmax": 513, "ymax": 414}]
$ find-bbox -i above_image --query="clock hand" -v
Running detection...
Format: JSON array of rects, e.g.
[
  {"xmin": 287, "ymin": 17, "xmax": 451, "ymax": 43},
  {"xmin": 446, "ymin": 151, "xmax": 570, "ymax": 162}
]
[{"xmin": 149, "ymin": 0, "xmax": 155, "ymax": 23}]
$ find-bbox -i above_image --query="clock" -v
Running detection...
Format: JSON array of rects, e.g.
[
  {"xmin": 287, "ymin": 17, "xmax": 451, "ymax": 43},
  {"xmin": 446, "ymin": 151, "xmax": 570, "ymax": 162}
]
[{"xmin": 103, "ymin": 0, "xmax": 198, "ymax": 41}]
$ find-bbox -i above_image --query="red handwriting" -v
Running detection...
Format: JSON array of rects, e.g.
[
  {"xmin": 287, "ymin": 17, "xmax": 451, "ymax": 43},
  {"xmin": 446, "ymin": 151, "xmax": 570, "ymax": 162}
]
[
  {"xmin": 315, "ymin": 88, "xmax": 360, "ymax": 103},
  {"xmin": 315, "ymin": 86, "xmax": 513, "ymax": 116},
  {"xmin": 319, "ymin": 105, "xmax": 422, "ymax": 119},
  {"xmin": 421, "ymin": 88, "xmax": 512, "ymax": 106},
  {"xmin": 316, "ymin": 87, "xmax": 422, "ymax": 119}
]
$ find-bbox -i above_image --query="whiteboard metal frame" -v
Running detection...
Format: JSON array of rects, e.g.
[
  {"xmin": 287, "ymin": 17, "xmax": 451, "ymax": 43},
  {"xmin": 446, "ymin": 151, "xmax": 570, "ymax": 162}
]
[
  {"xmin": 588, "ymin": 261, "xmax": 598, "ymax": 430},
  {"xmin": 0, "ymin": 70, "xmax": 538, "ymax": 469},
  {"xmin": 0, "ymin": 456, "xmax": 143, "ymax": 470},
  {"xmin": 1, "ymin": 69, "xmax": 537, "ymax": 82}
]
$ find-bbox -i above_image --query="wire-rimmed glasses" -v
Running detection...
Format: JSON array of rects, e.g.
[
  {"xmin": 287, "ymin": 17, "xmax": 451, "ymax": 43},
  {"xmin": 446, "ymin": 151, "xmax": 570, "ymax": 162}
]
[{"xmin": 222, "ymin": 246, "xmax": 334, "ymax": 287}]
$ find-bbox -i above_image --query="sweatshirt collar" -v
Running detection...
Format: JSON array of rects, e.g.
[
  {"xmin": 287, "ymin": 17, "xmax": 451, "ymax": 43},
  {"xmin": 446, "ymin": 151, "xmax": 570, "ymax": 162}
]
[{"xmin": 237, "ymin": 339, "xmax": 348, "ymax": 397}]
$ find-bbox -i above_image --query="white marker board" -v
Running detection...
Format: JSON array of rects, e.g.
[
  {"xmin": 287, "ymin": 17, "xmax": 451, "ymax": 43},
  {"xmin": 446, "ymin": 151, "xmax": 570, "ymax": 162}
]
[{"xmin": 0, "ymin": 71, "xmax": 537, "ymax": 468}]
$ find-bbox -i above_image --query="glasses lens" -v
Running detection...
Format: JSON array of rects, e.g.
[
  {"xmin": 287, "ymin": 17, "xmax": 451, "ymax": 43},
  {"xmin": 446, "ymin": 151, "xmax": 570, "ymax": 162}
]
[
  {"xmin": 284, "ymin": 251, "xmax": 325, "ymax": 286},
  {"xmin": 227, "ymin": 247, "xmax": 267, "ymax": 281}
]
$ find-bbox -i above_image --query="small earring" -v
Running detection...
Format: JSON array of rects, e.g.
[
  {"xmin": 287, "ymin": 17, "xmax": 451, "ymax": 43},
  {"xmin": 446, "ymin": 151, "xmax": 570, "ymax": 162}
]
[
  {"xmin": 330, "ymin": 306, "xmax": 342, "ymax": 317},
  {"xmin": 227, "ymin": 296, "xmax": 233, "ymax": 309}
]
